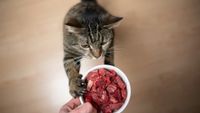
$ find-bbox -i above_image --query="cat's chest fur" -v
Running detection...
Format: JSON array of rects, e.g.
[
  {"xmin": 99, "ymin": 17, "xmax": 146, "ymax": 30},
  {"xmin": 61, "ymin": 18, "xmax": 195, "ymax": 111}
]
[{"xmin": 80, "ymin": 57, "xmax": 104, "ymax": 75}]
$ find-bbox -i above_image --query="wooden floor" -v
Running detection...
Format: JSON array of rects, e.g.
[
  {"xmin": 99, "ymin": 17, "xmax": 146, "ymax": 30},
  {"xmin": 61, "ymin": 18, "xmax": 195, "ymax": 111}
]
[{"xmin": 0, "ymin": 0, "xmax": 200, "ymax": 113}]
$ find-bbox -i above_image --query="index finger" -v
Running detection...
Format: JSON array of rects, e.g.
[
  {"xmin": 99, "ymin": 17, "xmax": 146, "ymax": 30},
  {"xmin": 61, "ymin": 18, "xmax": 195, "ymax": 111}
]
[
  {"xmin": 60, "ymin": 98, "xmax": 81, "ymax": 113},
  {"xmin": 66, "ymin": 98, "xmax": 81, "ymax": 106}
]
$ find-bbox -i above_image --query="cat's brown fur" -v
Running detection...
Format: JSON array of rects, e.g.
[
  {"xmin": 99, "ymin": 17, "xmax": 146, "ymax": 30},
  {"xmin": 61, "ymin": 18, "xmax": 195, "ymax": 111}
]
[{"xmin": 63, "ymin": 0, "xmax": 123, "ymax": 97}]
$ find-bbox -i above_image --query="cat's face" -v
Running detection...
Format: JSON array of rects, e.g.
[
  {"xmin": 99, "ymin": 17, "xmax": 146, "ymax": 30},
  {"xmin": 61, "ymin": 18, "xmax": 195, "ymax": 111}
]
[
  {"xmin": 78, "ymin": 26, "xmax": 113, "ymax": 59},
  {"xmin": 65, "ymin": 15, "xmax": 122, "ymax": 59}
]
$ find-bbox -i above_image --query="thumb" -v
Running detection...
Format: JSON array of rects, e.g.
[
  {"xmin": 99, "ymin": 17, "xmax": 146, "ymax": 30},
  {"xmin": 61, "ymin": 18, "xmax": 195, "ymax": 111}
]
[{"xmin": 70, "ymin": 102, "xmax": 97, "ymax": 113}]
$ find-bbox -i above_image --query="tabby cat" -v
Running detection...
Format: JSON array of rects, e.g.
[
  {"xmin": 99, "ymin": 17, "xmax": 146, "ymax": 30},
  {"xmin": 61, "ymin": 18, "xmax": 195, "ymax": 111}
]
[{"xmin": 63, "ymin": 0, "xmax": 123, "ymax": 98}]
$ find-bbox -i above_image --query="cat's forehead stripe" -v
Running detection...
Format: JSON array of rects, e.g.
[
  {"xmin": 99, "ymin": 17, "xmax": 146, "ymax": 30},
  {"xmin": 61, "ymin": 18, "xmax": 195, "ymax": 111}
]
[
  {"xmin": 88, "ymin": 24, "xmax": 94, "ymax": 42},
  {"xmin": 88, "ymin": 24, "xmax": 100, "ymax": 42},
  {"xmin": 96, "ymin": 24, "xmax": 99, "ymax": 40}
]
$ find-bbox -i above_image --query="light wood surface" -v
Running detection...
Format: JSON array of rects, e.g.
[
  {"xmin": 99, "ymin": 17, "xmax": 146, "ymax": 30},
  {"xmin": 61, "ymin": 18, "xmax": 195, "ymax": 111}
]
[{"xmin": 0, "ymin": 0, "xmax": 200, "ymax": 113}]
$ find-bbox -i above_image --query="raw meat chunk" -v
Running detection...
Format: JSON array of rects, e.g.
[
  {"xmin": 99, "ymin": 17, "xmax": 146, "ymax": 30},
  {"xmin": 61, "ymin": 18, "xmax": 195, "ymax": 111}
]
[{"xmin": 84, "ymin": 68, "xmax": 127, "ymax": 113}]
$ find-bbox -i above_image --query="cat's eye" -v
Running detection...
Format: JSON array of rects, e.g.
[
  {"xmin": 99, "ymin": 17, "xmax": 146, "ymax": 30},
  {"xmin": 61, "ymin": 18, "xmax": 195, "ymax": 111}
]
[
  {"xmin": 81, "ymin": 44, "xmax": 89, "ymax": 48},
  {"xmin": 101, "ymin": 42, "xmax": 107, "ymax": 45},
  {"xmin": 102, "ymin": 40, "xmax": 110, "ymax": 45}
]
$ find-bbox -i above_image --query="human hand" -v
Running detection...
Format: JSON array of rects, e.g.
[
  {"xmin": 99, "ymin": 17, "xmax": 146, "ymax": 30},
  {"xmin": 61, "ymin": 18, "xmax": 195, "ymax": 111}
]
[{"xmin": 59, "ymin": 98, "xmax": 97, "ymax": 113}]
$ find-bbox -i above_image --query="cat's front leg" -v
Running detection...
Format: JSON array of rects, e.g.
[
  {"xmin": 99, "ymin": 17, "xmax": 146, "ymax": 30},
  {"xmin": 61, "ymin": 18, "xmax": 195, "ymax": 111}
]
[
  {"xmin": 69, "ymin": 73, "xmax": 86, "ymax": 97},
  {"xmin": 104, "ymin": 48, "xmax": 114, "ymax": 66},
  {"xmin": 64, "ymin": 56, "xmax": 86, "ymax": 98}
]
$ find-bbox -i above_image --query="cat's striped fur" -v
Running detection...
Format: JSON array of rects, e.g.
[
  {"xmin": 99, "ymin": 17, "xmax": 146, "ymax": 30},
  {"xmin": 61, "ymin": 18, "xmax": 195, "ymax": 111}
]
[{"xmin": 63, "ymin": 0, "xmax": 123, "ymax": 97}]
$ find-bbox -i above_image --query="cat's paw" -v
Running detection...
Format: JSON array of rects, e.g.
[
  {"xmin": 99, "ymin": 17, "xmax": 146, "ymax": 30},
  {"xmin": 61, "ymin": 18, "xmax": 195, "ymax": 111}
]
[{"xmin": 69, "ymin": 74, "xmax": 87, "ymax": 98}]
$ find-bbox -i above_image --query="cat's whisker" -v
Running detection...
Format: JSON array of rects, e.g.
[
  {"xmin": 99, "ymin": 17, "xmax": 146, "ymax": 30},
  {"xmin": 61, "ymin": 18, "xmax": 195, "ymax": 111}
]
[
  {"xmin": 74, "ymin": 58, "xmax": 81, "ymax": 62},
  {"xmin": 108, "ymin": 48, "xmax": 121, "ymax": 50},
  {"xmin": 114, "ymin": 46, "xmax": 125, "ymax": 49},
  {"xmin": 105, "ymin": 51, "xmax": 121, "ymax": 54},
  {"xmin": 108, "ymin": 46, "xmax": 124, "ymax": 49},
  {"xmin": 73, "ymin": 57, "xmax": 82, "ymax": 61},
  {"xmin": 107, "ymin": 49, "xmax": 121, "ymax": 51}
]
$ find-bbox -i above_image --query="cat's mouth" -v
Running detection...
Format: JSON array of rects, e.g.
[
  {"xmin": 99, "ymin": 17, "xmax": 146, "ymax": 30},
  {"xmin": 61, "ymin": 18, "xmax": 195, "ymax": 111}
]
[{"xmin": 91, "ymin": 55, "xmax": 103, "ymax": 60}]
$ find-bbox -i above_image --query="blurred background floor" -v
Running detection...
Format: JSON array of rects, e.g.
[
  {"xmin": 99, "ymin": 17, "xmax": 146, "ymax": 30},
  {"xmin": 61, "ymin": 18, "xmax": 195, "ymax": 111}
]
[{"xmin": 0, "ymin": 0, "xmax": 200, "ymax": 113}]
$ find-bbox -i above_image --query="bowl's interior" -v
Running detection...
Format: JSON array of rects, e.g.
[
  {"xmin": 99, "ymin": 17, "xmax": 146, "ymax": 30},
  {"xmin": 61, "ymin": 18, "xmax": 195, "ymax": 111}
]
[{"xmin": 80, "ymin": 65, "xmax": 131, "ymax": 113}]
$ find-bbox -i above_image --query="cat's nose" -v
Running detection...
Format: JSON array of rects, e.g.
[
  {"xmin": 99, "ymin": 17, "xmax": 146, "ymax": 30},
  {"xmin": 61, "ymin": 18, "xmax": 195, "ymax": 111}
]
[{"xmin": 91, "ymin": 49, "xmax": 102, "ymax": 59}]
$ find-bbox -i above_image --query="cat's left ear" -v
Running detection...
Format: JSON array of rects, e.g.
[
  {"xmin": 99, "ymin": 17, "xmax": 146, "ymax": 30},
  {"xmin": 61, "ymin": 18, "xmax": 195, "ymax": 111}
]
[
  {"xmin": 103, "ymin": 15, "xmax": 123, "ymax": 29},
  {"xmin": 65, "ymin": 18, "xmax": 85, "ymax": 33}
]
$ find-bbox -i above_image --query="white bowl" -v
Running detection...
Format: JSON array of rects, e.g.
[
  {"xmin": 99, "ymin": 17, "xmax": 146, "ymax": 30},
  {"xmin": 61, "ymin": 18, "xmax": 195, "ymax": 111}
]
[{"xmin": 80, "ymin": 65, "xmax": 131, "ymax": 113}]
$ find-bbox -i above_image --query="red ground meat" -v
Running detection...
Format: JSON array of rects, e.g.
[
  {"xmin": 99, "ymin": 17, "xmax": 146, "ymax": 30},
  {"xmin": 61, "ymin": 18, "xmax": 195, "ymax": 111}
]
[
  {"xmin": 83, "ymin": 68, "xmax": 127, "ymax": 113},
  {"xmin": 106, "ymin": 83, "xmax": 117, "ymax": 94}
]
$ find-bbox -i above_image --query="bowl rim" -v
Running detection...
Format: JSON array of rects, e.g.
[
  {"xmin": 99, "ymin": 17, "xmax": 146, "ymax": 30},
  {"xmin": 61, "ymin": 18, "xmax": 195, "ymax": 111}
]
[{"xmin": 79, "ymin": 65, "xmax": 131, "ymax": 113}]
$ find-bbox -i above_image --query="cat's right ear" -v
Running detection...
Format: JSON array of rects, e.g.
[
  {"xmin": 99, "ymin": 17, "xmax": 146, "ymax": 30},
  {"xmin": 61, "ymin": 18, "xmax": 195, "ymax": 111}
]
[
  {"xmin": 64, "ymin": 19, "xmax": 85, "ymax": 33},
  {"xmin": 103, "ymin": 16, "xmax": 123, "ymax": 29}
]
